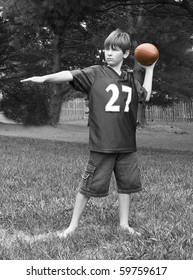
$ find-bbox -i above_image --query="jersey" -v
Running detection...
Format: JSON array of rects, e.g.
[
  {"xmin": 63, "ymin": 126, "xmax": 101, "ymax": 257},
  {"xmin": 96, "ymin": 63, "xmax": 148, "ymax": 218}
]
[{"xmin": 70, "ymin": 65, "xmax": 146, "ymax": 153}]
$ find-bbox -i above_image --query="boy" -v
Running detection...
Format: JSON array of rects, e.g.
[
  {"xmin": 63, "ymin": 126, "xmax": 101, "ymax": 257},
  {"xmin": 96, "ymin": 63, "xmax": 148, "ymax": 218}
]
[{"xmin": 21, "ymin": 29, "xmax": 156, "ymax": 237}]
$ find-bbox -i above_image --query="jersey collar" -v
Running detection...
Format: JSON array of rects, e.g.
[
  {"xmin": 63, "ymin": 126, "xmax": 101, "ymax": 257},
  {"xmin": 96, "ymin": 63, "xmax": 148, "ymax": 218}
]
[
  {"xmin": 106, "ymin": 65, "xmax": 128, "ymax": 80},
  {"xmin": 106, "ymin": 65, "xmax": 123, "ymax": 77}
]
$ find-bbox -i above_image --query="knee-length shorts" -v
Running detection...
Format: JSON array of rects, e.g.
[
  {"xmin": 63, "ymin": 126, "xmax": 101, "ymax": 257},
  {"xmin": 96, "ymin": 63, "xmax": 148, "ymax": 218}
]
[{"xmin": 78, "ymin": 151, "xmax": 142, "ymax": 197}]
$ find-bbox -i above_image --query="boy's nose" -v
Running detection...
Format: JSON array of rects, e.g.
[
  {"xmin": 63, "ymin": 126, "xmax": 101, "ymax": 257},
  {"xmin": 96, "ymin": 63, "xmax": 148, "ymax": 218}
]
[{"xmin": 107, "ymin": 50, "xmax": 113, "ymax": 56}]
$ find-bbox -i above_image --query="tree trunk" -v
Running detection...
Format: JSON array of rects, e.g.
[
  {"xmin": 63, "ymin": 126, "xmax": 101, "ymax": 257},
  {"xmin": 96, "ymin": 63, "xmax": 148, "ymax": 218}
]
[
  {"xmin": 49, "ymin": 84, "xmax": 63, "ymax": 126},
  {"xmin": 49, "ymin": 33, "xmax": 63, "ymax": 126},
  {"xmin": 132, "ymin": 4, "xmax": 147, "ymax": 126},
  {"xmin": 134, "ymin": 61, "xmax": 146, "ymax": 125},
  {"xmin": 132, "ymin": 38, "xmax": 146, "ymax": 125},
  {"xmin": 137, "ymin": 103, "xmax": 146, "ymax": 125}
]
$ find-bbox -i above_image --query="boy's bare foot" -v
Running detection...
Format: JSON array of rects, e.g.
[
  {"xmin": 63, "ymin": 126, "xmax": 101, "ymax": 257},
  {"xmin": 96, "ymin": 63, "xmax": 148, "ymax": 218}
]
[
  {"xmin": 55, "ymin": 226, "xmax": 77, "ymax": 239},
  {"xmin": 120, "ymin": 225, "xmax": 141, "ymax": 236},
  {"xmin": 33, "ymin": 232, "xmax": 53, "ymax": 242},
  {"xmin": 16, "ymin": 231, "xmax": 53, "ymax": 243}
]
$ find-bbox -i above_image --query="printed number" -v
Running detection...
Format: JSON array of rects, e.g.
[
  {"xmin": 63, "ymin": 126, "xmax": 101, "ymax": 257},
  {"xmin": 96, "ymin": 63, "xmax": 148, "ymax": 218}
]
[
  {"xmin": 105, "ymin": 84, "xmax": 132, "ymax": 112},
  {"xmin": 105, "ymin": 84, "xmax": 120, "ymax": 112},
  {"xmin": 122, "ymin": 85, "xmax": 132, "ymax": 112}
]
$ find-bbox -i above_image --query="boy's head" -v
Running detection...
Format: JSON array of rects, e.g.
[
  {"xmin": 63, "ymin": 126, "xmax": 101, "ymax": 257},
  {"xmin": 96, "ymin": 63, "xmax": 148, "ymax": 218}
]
[{"xmin": 104, "ymin": 29, "xmax": 131, "ymax": 54}]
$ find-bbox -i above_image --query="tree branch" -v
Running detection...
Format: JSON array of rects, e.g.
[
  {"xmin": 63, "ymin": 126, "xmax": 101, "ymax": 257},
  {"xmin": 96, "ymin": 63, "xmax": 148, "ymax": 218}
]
[
  {"xmin": 182, "ymin": 0, "xmax": 193, "ymax": 17},
  {"xmin": 97, "ymin": 0, "xmax": 184, "ymax": 13}
]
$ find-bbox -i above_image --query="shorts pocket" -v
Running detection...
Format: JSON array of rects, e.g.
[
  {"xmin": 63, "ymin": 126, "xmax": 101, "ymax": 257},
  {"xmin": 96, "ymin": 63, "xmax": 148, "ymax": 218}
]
[{"xmin": 81, "ymin": 164, "xmax": 96, "ymax": 191}]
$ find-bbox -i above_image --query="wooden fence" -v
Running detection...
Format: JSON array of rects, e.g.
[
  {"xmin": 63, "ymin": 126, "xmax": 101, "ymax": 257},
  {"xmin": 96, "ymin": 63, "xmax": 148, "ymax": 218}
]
[
  {"xmin": 146, "ymin": 101, "xmax": 193, "ymax": 122},
  {"xmin": 59, "ymin": 99, "xmax": 193, "ymax": 123},
  {"xmin": 59, "ymin": 98, "xmax": 88, "ymax": 123}
]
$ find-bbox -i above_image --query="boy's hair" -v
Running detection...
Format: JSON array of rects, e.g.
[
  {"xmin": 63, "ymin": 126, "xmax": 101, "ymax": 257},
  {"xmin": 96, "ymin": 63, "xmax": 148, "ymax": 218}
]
[{"xmin": 104, "ymin": 29, "xmax": 131, "ymax": 53}]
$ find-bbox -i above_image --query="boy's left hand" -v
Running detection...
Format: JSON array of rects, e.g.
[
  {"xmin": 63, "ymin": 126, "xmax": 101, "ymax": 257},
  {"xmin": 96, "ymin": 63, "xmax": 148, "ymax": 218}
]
[{"xmin": 138, "ymin": 59, "xmax": 158, "ymax": 70}]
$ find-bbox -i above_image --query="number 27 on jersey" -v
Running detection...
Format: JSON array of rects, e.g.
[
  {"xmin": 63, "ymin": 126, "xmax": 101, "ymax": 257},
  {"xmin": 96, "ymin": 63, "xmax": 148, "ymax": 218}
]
[{"xmin": 105, "ymin": 84, "xmax": 132, "ymax": 112}]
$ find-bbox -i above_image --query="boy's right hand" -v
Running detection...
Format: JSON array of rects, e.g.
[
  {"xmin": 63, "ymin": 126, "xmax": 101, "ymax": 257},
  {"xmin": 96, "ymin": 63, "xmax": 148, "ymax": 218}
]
[{"xmin": 20, "ymin": 76, "xmax": 45, "ymax": 83}]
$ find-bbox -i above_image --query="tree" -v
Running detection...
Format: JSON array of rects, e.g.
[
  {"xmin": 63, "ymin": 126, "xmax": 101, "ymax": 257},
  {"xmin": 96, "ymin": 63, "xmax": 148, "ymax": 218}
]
[
  {"xmin": 109, "ymin": 0, "xmax": 193, "ymax": 123},
  {"xmin": 0, "ymin": 1, "xmax": 53, "ymax": 124},
  {"xmin": 1, "ymin": 81, "xmax": 50, "ymax": 125},
  {"xmin": 76, "ymin": 0, "xmax": 193, "ymax": 123},
  {"xmin": 1, "ymin": 0, "xmax": 193, "ymax": 125},
  {"xmin": 1, "ymin": 0, "xmax": 105, "ymax": 124}
]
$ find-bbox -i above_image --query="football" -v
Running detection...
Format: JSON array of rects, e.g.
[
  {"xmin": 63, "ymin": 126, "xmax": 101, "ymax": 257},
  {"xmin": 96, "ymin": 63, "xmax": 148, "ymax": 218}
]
[{"xmin": 134, "ymin": 43, "xmax": 159, "ymax": 66}]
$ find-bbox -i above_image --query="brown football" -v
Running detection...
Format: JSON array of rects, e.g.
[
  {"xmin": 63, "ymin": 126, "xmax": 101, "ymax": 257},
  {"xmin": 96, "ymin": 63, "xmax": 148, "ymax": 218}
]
[{"xmin": 134, "ymin": 43, "xmax": 159, "ymax": 65}]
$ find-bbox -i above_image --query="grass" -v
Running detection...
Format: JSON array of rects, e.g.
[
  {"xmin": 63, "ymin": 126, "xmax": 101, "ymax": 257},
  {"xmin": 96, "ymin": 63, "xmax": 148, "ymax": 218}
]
[{"xmin": 0, "ymin": 136, "xmax": 192, "ymax": 260}]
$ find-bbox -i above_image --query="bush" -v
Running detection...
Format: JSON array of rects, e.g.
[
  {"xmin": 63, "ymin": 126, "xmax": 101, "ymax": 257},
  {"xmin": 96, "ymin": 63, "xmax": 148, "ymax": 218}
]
[{"xmin": 1, "ymin": 81, "xmax": 50, "ymax": 125}]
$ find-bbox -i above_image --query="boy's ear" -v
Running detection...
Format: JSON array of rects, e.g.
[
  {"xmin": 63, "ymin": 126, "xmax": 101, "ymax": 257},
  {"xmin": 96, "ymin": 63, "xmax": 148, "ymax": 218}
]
[{"xmin": 123, "ymin": 50, "xmax": 130, "ymax": 58}]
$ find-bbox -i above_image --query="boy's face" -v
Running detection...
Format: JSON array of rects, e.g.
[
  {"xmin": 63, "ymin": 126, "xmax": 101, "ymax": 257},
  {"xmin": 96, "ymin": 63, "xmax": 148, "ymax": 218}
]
[{"xmin": 104, "ymin": 45, "xmax": 129, "ymax": 67}]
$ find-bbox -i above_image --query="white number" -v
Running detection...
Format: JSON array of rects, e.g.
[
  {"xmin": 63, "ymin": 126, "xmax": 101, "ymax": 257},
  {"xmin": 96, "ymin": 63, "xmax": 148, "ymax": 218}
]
[
  {"xmin": 105, "ymin": 84, "xmax": 120, "ymax": 112},
  {"xmin": 122, "ymin": 85, "xmax": 132, "ymax": 112},
  {"xmin": 105, "ymin": 84, "xmax": 132, "ymax": 112}
]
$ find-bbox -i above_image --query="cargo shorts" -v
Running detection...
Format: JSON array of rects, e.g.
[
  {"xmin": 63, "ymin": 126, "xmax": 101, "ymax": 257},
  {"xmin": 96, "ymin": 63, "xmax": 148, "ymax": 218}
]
[{"xmin": 78, "ymin": 151, "xmax": 142, "ymax": 197}]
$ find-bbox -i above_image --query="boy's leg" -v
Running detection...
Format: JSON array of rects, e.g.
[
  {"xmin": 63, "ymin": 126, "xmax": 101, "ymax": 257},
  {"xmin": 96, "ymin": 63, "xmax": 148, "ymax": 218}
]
[
  {"xmin": 115, "ymin": 152, "xmax": 142, "ymax": 235},
  {"xmin": 57, "ymin": 192, "xmax": 89, "ymax": 238},
  {"xmin": 118, "ymin": 193, "xmax": 140, "ymax": 235},
  {"xmin": 58, "ymin": 152, "xmax": 114, "ymax": 239},
  {"xmin": 28, "ymin": 153, "xmax": 114, "ymax": 242},
  {"xmin": 118, "ymin": 193, "xmax": 130, "ymax": 227}
]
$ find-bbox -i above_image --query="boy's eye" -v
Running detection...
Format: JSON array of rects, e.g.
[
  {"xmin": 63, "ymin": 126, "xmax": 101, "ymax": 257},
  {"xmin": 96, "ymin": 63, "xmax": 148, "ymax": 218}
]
[
  {"xmin": 104, "ymin": 46, "xmax": 120, "ymax": 51},
  {"xmin": 112, "ymin": 46, "xmax": 119, "ymax": 51}
]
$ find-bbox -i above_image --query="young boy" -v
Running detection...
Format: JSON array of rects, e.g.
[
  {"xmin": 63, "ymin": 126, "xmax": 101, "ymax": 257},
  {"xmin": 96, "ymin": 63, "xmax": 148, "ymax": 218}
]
[{"xmin": 21, "ymin": 29, "xmax": 156, "ymax": 237}]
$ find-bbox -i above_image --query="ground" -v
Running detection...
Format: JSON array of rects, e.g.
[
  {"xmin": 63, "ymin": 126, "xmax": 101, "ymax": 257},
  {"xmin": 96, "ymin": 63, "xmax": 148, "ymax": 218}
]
[{"xmin": 0, "ymin": 119, "xmax": 193, "ymax": 151}]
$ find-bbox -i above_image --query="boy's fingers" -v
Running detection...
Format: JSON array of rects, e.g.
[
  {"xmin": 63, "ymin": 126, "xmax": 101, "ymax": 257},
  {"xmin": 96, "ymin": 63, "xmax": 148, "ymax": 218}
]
[
  {"xmin": 20, "ymin": 78, "xmax": 32, "ymax": 83},
  {"xmin": 21, "ymin": 77, "xmax": 45, "ymax": 83}
]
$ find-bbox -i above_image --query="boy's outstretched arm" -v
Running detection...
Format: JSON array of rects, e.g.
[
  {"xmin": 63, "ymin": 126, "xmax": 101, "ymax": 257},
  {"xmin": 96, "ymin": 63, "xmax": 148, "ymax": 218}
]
[
  {"xmin": 141, "ymin": 61, "xmax": 157, "ymax": 102},
  {"xmin": 21, "ymin": 71, "xmax": 73, "ymax": 83}
]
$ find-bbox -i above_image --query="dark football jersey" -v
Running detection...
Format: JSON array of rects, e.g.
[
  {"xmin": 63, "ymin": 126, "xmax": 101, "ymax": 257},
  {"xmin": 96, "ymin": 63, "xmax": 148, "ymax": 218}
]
[{"xmin": 70, "ymin": 65, "xmax": 146, "ymax": 153}]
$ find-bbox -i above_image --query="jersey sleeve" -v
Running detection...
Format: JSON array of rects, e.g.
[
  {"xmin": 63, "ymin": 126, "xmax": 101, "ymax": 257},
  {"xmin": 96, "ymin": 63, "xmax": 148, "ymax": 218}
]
[
  {"xmin": 134, "ymin": 79, "xmax": 148, "ymax": 104},
  {"xmin": 69, "ymin": 66, "xmax": 96, "ymax": 95}
]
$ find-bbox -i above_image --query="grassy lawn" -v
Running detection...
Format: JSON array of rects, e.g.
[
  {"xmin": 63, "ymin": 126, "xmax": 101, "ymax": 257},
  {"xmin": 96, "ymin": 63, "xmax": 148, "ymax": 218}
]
[{"xmin": 0, "ymin": 136, "xmax": 192, "ymax": 260}]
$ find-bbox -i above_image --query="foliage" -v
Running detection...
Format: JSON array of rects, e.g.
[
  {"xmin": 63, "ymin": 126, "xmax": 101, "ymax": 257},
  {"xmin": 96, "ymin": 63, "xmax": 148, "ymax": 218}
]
[
  {"xmin": 148, "ymin": 93, "xmax": 174, "ymax": 107},
  {"xmin": 1, "ymin": 0, "xmax": 193, "ymax": 123},
  {"xmin": 1, "ymin": 81, "xmax": 50, "ymax": 125},
  {"xmin": 0, "ymin": 3, "xmax": 53, "ymax": 125},
  {"xmin": 126, "ymin": 2, "xmax": 193, "ymax": 104}
]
